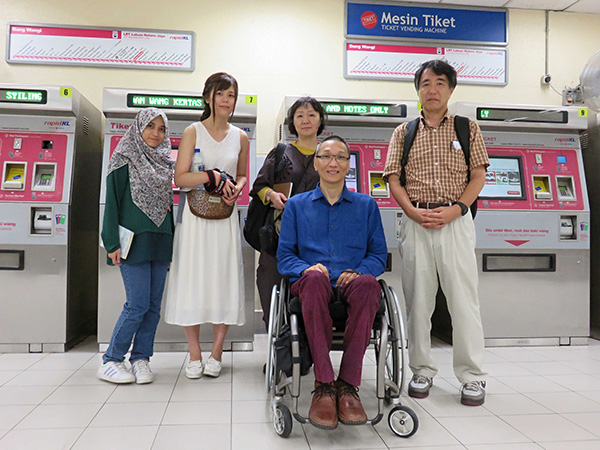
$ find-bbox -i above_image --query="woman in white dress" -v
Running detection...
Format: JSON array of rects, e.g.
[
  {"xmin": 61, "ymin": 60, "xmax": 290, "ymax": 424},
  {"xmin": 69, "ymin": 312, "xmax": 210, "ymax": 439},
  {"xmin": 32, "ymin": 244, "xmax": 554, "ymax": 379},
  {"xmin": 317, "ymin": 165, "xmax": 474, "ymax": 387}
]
[{"xmin": 165, "ymin": 72, "xmax": 249, "ymax": 378}]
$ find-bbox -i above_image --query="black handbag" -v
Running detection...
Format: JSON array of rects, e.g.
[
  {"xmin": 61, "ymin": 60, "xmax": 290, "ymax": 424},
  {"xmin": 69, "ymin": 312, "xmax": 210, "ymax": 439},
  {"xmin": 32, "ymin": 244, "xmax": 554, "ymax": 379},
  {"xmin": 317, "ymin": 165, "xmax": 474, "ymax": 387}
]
[
  {"xmin": 274, "ymin": 323, "xmax": 312, "ymax": 377},
  {"xmin": 244, "ymin": 198, "xmax": 272, "ymax": 251},
  {"xmin": 258, "ymin": 210, "xmax": 282, "ymax": 256},
  {"xmin": 243, "ymin": 143, "xmax": 286, "ymax": 251}
]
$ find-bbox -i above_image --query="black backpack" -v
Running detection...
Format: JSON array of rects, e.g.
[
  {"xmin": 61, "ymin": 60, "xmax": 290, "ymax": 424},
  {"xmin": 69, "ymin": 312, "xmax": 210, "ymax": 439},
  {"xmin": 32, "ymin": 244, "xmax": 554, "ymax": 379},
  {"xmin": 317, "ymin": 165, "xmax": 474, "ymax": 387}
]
[{"xmin": 400, "ymin": 115, "xmax": 477, "ymax": 218}]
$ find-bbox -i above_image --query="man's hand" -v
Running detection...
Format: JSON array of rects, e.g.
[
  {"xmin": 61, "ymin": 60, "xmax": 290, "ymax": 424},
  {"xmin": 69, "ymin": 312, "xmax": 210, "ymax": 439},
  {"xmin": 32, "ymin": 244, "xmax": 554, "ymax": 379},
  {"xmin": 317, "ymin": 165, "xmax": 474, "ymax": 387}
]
[
  {"xmin": 304, "ymin": 263, "xmax": 329, "ymax": 278},
  {"xmin": 336, "ymin": 270, "xmax": 360, "ymax": 287},
  {"xmin": 419, "ymin": 205, "xmax": 462, "ymax": 229}
]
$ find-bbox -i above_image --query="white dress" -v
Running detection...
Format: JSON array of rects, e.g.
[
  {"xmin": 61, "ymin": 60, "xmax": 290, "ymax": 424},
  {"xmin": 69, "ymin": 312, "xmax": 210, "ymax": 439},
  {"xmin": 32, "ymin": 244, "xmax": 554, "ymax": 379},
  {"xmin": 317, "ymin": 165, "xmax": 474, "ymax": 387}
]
[{"xmin": 164, "ymin": 122, "xmax": 245, "ymax": 326}]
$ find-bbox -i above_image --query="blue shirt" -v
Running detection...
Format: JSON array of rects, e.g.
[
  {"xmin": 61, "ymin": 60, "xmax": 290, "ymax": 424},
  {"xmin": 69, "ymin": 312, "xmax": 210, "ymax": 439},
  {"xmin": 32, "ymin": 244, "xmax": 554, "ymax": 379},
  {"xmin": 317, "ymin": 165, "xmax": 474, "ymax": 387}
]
[{"xmin": 277, "ymin": 184, "xmax": 387, "ymax": 285}]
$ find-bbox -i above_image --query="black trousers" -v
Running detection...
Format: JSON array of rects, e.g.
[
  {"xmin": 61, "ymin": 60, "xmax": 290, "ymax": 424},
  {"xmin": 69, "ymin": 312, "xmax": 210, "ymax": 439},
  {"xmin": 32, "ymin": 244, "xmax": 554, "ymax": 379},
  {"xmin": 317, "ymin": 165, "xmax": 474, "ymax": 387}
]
[{"xmin": 256, "ymin": 251, "xmax": 283, "ymax": 330}]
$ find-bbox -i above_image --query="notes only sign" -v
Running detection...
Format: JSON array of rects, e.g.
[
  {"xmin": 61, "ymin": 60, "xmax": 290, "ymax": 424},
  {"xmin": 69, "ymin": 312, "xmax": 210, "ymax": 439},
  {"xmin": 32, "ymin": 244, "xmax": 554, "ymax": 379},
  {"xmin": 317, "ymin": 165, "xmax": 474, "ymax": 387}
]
[{"xmin": 346, "ymin": 1, "xmax": 508, "ymax": 46}]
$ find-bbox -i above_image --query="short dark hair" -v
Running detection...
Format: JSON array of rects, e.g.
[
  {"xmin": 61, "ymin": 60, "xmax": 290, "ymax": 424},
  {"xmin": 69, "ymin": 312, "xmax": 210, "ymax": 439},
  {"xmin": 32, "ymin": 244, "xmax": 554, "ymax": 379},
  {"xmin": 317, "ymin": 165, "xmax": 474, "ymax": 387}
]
[
  {"xmin": 317, "ymin": 135, "xmax": 350, "ymax": 157},
  {"xmin": 287, "ymin": 97, "xmax": 326, "ymax": 136},
  {"xmin": 414, "ymin": 60, "xmax": 457, "ymax": 91}
]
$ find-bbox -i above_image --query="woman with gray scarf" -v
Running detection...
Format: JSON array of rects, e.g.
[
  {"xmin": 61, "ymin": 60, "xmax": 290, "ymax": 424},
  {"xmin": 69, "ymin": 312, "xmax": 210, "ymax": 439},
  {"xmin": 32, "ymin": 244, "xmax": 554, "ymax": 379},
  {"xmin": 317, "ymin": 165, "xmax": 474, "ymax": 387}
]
[{"xmin": 98, "ymin": 107, "xmax": 175, "ymax": 385}]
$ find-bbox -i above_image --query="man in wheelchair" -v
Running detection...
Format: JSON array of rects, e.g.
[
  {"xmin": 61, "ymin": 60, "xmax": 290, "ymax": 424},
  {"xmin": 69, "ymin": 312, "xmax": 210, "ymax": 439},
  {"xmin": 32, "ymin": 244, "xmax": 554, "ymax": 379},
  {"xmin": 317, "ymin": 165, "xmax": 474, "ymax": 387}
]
[{"xmin": 277, "ymin": 135, "xmax": 387, "ymax": 430}]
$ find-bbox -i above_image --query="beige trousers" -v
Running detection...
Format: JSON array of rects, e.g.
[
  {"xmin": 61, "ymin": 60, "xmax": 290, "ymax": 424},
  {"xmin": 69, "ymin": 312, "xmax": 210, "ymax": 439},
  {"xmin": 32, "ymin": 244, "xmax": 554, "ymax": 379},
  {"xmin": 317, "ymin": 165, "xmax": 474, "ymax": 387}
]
[{"xmin": 400, "ymin": 214, "xmax": 487, "ymax": 383}]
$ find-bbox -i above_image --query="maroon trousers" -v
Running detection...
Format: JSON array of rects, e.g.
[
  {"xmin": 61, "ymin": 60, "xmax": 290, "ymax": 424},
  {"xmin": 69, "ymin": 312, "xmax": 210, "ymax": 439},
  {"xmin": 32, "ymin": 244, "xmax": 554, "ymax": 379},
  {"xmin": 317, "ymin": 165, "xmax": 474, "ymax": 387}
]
[{"xmin": 291, "ymin": 270, "xmax": 380, "ymax": 387}]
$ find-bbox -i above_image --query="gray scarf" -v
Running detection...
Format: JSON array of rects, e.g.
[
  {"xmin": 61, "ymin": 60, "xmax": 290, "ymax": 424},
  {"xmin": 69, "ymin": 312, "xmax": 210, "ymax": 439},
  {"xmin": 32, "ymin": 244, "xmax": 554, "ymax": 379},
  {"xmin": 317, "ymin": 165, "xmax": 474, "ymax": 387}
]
[{"xmin": 107, "ymin": 107, "xmax": 175, "ymax": 226}]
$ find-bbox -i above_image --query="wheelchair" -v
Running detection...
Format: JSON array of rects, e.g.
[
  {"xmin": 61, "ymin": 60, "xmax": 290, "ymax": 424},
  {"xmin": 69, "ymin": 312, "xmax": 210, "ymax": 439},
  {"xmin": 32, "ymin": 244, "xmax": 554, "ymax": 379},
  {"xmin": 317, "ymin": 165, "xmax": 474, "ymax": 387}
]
[{"xmin": 265, "ymin": 277, "xmax": 418, "ymax": 438}]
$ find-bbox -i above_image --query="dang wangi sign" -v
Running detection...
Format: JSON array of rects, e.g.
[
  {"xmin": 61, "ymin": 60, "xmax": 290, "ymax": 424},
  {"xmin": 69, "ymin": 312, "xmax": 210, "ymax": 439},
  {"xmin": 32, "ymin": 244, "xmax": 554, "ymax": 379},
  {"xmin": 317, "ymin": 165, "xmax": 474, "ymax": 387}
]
[{"xmin": 346, "ymin": 1, "xmax": 508, "ymax": 45}]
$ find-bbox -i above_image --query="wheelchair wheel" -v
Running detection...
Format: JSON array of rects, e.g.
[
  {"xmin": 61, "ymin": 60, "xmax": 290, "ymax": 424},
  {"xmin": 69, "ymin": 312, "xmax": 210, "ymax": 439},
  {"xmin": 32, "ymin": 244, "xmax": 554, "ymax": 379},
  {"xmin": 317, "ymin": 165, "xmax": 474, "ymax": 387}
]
[
  {"xmin": 377, "ymin": 280, "xmax": 404, "ymax": 403},
  {"xmin": 267, "ymin": 279, "xmax": 291, "ymax": 397},
  {"xmin": 388, "ymin": 405, "xmax": 418, "ymax": 438},
  {"xmin": 266, "ymin": 284, "xmax": 279, "ymax": 392},
  {"xmin": 388, "ymin": 284, "xmax": 409, "ymax": 396},
  {"xmin": 273, "ymin": 404, "xmax": 293, "ymax": 438}
]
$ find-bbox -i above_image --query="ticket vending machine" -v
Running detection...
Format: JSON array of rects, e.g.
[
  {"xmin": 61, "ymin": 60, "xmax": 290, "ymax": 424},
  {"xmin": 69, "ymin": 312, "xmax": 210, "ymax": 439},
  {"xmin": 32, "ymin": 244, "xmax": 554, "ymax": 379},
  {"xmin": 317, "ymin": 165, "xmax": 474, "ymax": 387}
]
[
  {"xmin": 99, "ymin": 88, "xmax": 257, "ymax": 352},
  {"xmin": 448, "ymin": 102, "xmax": 589, "ymax": 346},
  {"xmin": 0, "ymin": 84, "xmax": 102, "ymax": 352},
  {"xmin": 276, "ymin": 96, "xmax": 420, "ymax": 289},
  {"xmin": 584, "ymin": 114, "xmax": 600, "ymax": 339}
]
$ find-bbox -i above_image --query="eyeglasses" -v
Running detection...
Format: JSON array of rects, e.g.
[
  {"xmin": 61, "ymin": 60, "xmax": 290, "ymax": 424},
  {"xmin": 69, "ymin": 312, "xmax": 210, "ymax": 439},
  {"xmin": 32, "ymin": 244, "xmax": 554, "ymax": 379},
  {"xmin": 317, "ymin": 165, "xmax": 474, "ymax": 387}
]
[{"xmin": 315, "ymin": 154, "xmax": 351, "ymax": 163}]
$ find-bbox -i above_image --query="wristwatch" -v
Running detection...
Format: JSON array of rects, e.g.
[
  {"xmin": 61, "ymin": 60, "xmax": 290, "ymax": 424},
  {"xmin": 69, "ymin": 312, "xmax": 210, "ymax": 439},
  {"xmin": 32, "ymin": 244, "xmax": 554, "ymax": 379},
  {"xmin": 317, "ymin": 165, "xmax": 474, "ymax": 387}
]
[
  {"xmin": 266, "ymin": 189, "xmax": 272, "ymax": 202},
  {"xmin": 455, "ymin": 201, "xmax": 469, "ymax": 216}
]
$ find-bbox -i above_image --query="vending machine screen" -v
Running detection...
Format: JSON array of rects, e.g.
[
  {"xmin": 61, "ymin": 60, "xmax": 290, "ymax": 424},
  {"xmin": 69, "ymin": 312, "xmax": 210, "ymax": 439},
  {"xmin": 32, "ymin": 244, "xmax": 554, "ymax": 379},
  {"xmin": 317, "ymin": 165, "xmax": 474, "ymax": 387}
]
[
  {"xmin": 480, "ymin": 155, "xmax": 526, "ymax": 200},
  {"xmin": 0, "ymin": 88, "xmax": 47, "ymax": 104},
  {"xmin": 345, "ymin": 151, "xmax": 361, "ymax": 193}
]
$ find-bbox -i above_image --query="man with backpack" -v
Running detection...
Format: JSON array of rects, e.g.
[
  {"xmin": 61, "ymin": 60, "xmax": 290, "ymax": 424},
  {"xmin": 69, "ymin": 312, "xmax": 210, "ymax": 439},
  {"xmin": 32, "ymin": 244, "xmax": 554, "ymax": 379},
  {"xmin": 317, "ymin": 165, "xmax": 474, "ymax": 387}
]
[{"xmin": 383, "ymin": 59, "xmax": 489, "ymax": 406}]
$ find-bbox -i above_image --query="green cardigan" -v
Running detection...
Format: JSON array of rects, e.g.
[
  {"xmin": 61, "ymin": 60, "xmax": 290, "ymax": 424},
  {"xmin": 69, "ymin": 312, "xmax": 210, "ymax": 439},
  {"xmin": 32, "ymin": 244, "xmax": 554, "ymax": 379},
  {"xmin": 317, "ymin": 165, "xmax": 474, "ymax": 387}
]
[{"xmin": 101, "ymin": 165, "xmax": 174, "ymax": 265}]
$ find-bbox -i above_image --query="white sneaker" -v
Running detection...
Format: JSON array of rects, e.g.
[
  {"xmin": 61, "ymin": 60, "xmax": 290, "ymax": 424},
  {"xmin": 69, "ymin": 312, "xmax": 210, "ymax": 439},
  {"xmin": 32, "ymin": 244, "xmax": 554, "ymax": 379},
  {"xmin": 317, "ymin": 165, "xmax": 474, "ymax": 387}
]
[
  {"xmin": 461, "ymin": 381, "xmax": 486, "ymax": 406},
  {"xmin": 97, "ymin": 361, "xmax": 135, "ymax": 384},
  {"xmin": 185, "ymin": 360, "xmax": 203, "ymax": 379},
  {"xmin": 408, "ymin": 374, "xmax": 433, "ymax": 398},
  {"xmin": 203, "ymin": 356, "xmax": 222, "ymax": 378},
  {"xmin": 132, "ymin": 359, "xmax": 153, "ymax": 384}
]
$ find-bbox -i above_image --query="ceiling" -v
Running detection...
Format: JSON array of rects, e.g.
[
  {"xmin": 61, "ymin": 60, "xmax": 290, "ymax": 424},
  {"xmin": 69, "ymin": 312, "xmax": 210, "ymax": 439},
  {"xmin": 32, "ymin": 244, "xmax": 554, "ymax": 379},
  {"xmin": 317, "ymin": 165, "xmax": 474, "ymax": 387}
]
[{"xmin": 390, "ymin": 0, "xmax": 600, "ymax": 14}]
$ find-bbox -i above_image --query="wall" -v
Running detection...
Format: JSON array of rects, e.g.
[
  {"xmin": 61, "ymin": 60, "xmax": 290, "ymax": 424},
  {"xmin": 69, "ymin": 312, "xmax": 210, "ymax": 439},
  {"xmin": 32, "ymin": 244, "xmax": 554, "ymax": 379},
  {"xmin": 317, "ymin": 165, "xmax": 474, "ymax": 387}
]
[{"xmin": 1, "ymin": 0, "xmax": 600, "ymax": 154}]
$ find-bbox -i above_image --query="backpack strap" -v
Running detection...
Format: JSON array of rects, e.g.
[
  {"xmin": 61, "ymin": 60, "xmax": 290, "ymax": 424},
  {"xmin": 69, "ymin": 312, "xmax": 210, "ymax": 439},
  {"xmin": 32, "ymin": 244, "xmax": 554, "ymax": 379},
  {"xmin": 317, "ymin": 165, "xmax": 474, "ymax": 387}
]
[
  {"xmin": 274, "ymin": 142, "xmax": 286, "ymax": 170},
  {"xmin": 400, "ymin": 117, "xmax": 421, "ymax": 187},
  {"xmin": 454, "ymin": 115, "xmax": 471, "ymax": 181},
  {"xmin": 454, "ymin": 115, "xmax": 479, "ymax": 218}
]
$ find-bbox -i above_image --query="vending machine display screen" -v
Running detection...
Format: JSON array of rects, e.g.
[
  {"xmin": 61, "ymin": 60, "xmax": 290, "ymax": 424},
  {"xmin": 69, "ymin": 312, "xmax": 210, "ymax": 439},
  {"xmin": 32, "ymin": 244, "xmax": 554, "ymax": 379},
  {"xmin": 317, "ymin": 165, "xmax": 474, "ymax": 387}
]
[
  {"xmin": 0, "ymin": 89, "xmax": 47, "ymax": 104},
  {"xmin": 480, "ymin": 155, "xmax": 526, "ymax": 200},
  {"xmin": 126, "ymin": 93, "xmax": 204, "ymax": 110},
  {"xmin": 322, "ymin": 102, "xmax": 407, "ymax": 118},
  {"xmin": 345, "ymin": 151, "xmax": 361, "ymax": 193},
  {"xmin": 477, "ymin": 107, "xmax": 568, "ymax": 124}
]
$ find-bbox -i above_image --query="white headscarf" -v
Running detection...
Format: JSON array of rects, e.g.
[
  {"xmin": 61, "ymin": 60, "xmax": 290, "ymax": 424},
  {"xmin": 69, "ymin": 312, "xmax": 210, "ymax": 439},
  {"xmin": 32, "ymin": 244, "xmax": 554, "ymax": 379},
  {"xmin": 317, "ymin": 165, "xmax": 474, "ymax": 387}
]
[{"xmin": 107, "ymin": 107, "xmax": 175, "ymax": 227}]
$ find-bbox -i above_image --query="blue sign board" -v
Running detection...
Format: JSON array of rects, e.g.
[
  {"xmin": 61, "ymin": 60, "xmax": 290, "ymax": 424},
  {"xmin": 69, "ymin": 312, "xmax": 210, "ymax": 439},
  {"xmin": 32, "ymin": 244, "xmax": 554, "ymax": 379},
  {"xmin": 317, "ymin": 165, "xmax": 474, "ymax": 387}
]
[{"xmin": 346, "ymin": 2, "xmax": 507, "ymax": 45}]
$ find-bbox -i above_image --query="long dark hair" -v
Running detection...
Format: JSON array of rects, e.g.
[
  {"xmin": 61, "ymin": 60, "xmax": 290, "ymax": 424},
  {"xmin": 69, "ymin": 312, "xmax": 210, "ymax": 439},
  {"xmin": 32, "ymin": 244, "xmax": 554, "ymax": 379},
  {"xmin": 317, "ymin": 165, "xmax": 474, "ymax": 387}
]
[{"xmin": 200, "ymin": 72, "xmax": 239, "ymax": 121}]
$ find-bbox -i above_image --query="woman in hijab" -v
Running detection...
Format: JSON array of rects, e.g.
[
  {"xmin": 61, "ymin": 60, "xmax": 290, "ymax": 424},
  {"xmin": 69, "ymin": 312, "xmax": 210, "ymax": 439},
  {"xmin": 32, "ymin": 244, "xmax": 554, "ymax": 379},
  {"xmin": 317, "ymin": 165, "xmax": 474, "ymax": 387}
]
[{"xmin": 97, "ymin": 107, "xmax": 175, "ymax": 385}]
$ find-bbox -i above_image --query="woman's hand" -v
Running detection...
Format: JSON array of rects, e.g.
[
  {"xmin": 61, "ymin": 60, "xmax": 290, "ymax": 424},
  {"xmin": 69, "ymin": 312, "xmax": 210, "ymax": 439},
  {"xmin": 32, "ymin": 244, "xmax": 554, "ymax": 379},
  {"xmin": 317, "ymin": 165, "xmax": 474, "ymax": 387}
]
[
  {"xmin": 269, "ymin": 191, "xmax": 287, "ymax": 210},
  {"xmin": 108, "ymin": 249, "xmax": 122, "ymax": 266},
  {"xmin": 223, "ymin": 180, "xmax": 241, "ymax": 205}
]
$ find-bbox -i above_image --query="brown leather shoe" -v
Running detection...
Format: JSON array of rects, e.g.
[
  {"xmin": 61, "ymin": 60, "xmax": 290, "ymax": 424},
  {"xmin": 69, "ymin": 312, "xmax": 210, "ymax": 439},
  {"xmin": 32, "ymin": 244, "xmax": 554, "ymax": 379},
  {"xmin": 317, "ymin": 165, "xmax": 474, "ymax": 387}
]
[
  {"xmin": 336, "ymin": 379, "xmax": 367, "ymax": 425},
  {"xmin": 308, "ymin": 381, "xmax": 338, "ymax": 429}
]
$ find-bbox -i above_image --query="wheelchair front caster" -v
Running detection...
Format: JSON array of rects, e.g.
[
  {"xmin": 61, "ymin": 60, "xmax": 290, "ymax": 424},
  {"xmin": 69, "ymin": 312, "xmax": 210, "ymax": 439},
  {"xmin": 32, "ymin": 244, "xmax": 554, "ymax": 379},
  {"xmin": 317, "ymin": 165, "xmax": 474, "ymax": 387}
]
[
  {"xmin": 273, "ymin": 404, "xmax": 293, "ymax": 438},
  {"xmin": 388, "ymin": 405, "xmax": 418, "ymax": 438},
  {"xmin": 384, "ymin": 387, "xmax": 401, "ymax": 405}
]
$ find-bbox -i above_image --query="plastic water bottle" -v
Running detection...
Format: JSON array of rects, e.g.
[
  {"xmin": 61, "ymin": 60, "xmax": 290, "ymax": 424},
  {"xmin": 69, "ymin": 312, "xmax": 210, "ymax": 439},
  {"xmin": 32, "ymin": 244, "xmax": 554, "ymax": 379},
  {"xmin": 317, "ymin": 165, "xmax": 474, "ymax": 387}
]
[
  {"xmin": 191, "ymin": 148, "xmax": 205, "ymax": 190},
  {"xmin": 191, "ymin": 148, "xmax": 205, "ymax": 173}
]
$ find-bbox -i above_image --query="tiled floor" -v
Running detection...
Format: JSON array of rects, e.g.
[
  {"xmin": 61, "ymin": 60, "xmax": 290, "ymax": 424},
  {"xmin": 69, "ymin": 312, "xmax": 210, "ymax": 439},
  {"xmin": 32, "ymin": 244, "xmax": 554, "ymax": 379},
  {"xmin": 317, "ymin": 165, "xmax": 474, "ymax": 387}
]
[{"xmin": 1, "ymin": 335, "xmax": 600, "ymax": 449}]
